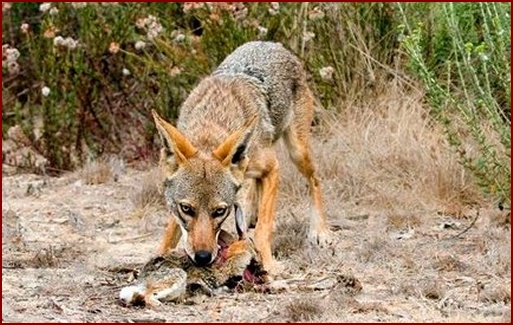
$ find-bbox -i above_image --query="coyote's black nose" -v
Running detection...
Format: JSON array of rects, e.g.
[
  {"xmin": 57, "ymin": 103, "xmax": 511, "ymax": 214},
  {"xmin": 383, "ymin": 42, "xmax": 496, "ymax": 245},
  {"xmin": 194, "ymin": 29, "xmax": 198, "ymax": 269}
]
[{"xmin": 194, "ymin": 250, "xmax": 212, "ymax": 266}]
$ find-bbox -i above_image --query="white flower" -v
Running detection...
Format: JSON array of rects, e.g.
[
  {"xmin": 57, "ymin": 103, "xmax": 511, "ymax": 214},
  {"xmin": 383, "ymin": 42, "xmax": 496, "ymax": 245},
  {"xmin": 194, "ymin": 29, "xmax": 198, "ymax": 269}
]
[
  {"xmin": 65, "ymin": 37, "xmax": 78, "ymax": 49},
  {"xmin": 134, "ymin": 40, "xmax": 146, "ymax": 50},
  {"xmin": 146, "ymin": 17, "xmax": 164, "ymax": 40},
  {"xmin": 71, "ymin": 2, "xmax": 87, "ymax": 9},
  {"xmin": 20, "ymin": 23, "xmax": 29, "ymax": 34},
  {"xmin": 53, "ymin": 36, "xmax": 65, "ymax": 47},
  {"xmin": 183, "ymin": 2, "xmax": 204, "ymax": 13},
  {"xmin": 479, "ymin": 53, "xmax": 489, "ymax": 61},
  {"xmin": 319, "ymin": 66, "xmax": 335, "ymax": 81},
  {"xmin": 232, "ymin": 4, "xmax": 248, "ymax": 21},
  {"xmin": 268, "ymin": 2, "xmax": 279, "ymax": 15},
  {"xmin": 49, "ymin": 7, "xmax": 59, "ymax": 16},
  {"xmin": 174, "ymin": 34, "xmax": 186, "ymax": 43},
  {"xmin": 135, "ymin": 18, "xmax": 146, "ymax": 29},
  {"xmin": 2, "ymin": 3, "xmax": 12, "ymax": 12},
  {"xmin": 41, "ymin": 86, "xmax": 51, "ymax": 97},
  {"xmin": 122, "ymin": 68, "xmax": 130, "ymax": 76},
  {"xmin": 109, "ymin": 42, "xmax": 120, "ymax": 54},
  {"xmin": 257, "ymin": 26, "xmax": 268, "ymax": 37},
  {"xmin": 136, "ymin": 15, "xmax": 164, "ymax": 40},
  {"xmin": 170, "ymin": 66, "xmax": 181, "ymax": 77},
  {"xmin": 2, "ymin": 44, "xmax": 10, "ymax": 63},
  {"xmin": 53, "ymin": 36, "xmax": 79, "ymax": 49},
  {"xmin": 39, "ymin": 3, "xmax": 52, "ymax": 12},
  {"xmin": 147, "ymin": 29, "xmax": 160, "ymax": 40},
  {"xmin": 5, "ymin": 48, "xmax": 20, "ymax": 62},
  {"xmin": 303, "ymin": 31, "xmax": 315, "ymax": 43},
  {"xmin": 55, "ymin": 36, "xmax": 66, "ymax": 46},
  {"xmin": 308, "ymin": 7, "xmax": 325, "ymax": 20},
  {"xmin": 7, "ymin": 61, "xmax": 19, "ymax": 75}
]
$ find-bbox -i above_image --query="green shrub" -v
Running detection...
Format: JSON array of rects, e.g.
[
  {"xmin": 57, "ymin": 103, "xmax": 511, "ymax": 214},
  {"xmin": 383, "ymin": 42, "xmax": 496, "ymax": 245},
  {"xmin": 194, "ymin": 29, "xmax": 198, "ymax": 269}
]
[{"xmin": 397, "ymin": 2, "xmax": 511, "ymax": 204}]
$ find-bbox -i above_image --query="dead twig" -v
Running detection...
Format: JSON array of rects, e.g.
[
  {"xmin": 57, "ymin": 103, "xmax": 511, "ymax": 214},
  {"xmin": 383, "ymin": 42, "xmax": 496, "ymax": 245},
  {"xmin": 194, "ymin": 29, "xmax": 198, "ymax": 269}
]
[
  {"xmin": 413, "ymin": 209, "xmax": 481, "ymax": 250},
  {"xmin": 125, "ymin": 318, "xmax": 167, "ymax": 323},
  {"xmin": 107, "ymin": 232, "xmax": 152, "ymax": 244},
  {"xmin": 442, "ymin": 209, "xmax": 480, "ymax": 241}
]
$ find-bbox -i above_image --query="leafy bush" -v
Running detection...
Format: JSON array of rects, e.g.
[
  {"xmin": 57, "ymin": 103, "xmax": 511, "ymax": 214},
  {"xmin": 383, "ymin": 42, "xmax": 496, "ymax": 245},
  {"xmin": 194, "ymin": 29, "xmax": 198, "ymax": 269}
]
[{"xmin": 397, "ymin": 2, "xmax": 510, "ymax": 204}]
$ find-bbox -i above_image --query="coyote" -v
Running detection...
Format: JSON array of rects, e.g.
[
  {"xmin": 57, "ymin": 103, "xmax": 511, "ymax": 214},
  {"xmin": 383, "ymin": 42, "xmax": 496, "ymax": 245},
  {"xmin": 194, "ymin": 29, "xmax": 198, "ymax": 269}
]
[{"xmin": 152, "ymin": 41, "xmax": 332, "ymax": 273}]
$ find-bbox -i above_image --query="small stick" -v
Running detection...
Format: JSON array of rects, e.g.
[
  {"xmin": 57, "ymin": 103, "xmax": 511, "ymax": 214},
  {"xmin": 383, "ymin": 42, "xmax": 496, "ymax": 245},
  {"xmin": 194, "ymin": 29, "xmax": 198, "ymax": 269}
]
[
  {"xmin": 107, "ymin": 233, "xmax": 152, "ymax": 244},
  {"xmin": 443, "ymin": 209, "xmax": 480, "ymax": 241}
]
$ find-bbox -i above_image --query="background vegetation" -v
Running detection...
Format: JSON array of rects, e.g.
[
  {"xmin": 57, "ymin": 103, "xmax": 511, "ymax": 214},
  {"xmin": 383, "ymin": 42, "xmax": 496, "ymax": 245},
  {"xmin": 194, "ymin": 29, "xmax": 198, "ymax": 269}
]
[{"xmin": 2, "ymin": 2, "xmax": 510, "ymax": 205}]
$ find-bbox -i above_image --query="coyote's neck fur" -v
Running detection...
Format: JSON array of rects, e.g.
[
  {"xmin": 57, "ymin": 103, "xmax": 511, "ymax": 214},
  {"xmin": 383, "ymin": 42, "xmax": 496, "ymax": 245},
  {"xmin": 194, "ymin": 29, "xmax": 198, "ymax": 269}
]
[{"xmin": 176, "ymin": 75, "xmax": 273, "ymax": 156}]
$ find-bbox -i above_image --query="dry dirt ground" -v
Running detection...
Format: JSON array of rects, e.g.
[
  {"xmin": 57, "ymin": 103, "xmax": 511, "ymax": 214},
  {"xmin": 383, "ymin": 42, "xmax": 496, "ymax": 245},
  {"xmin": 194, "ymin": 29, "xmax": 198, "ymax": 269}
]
[
  {"xmin": 2, "ymin": 93, "xmax": 511, "ymax": 322},
  {"xmin": 2, "ymin": 166, "xmax": 510, "ymax": 322}
]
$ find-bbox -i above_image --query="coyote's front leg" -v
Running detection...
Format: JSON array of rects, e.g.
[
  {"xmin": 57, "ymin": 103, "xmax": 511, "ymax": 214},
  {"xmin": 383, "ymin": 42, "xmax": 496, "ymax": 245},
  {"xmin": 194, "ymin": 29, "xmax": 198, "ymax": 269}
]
[
  {"xmin": 253, "ymin": 152, "xmax": 280, "ymax": 274},
  {"xmin": 158, "ymin": 217, "xmax": 181, "ymax": 255}
]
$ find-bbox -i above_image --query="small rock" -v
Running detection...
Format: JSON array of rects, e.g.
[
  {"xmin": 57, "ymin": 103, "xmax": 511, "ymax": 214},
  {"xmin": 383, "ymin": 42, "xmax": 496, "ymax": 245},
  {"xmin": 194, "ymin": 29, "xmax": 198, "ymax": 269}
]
[
  {"xmin": 439, "ymin": 221, "xmax": 461, "ymax": 230},
  {"xmin": 392, "ymin": 228, "xmax": 415, "ymax": 240}
]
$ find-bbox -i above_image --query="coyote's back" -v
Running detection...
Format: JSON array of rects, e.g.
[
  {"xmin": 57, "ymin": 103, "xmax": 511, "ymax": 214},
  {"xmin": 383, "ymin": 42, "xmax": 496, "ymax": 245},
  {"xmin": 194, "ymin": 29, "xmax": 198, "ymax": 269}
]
[
  {"xmin": 177, "ymin": 41, "xmax": 311, "ymax": 148},
  {"xmin": 213, "ymin": 41, "xmax": 307, "ymax": 138}
]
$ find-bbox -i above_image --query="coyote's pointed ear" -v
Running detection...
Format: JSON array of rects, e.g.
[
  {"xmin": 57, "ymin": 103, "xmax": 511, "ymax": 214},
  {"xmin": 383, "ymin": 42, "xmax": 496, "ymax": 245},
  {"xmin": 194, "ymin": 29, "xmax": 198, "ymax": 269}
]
[
  {"xmin": 152, "ymin": 109, "xmax": 197, "ymax": 166},
  {"xmin": 212, "ymin": 115, "xmax": 258, "ymax": 168}
]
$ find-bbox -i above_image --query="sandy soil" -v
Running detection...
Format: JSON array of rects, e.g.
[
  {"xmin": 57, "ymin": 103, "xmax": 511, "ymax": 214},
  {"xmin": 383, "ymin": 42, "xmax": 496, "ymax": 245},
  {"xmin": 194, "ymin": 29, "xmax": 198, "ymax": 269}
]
[{"xmin": 2, "ymin": 141, "xmax": 511, "ymax": 322}]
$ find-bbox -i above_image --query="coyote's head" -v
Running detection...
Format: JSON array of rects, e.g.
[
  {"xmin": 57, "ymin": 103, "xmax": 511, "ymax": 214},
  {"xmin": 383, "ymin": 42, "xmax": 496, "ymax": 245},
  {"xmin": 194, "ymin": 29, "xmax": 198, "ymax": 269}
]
[{"xmin": 152, "ymin": 110, "xmax": 254, "ymax": 266}]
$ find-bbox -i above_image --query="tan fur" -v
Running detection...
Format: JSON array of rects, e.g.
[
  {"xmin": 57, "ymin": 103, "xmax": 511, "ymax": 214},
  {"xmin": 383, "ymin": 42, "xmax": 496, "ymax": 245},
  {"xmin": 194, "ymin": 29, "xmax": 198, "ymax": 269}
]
[
  {"xmin": 153, "ymin": 41, "xmax": 332, "ymax": 273},
  {"xmin": 188, "ymin": 213, "xmax": 217, "ymax": 253}
]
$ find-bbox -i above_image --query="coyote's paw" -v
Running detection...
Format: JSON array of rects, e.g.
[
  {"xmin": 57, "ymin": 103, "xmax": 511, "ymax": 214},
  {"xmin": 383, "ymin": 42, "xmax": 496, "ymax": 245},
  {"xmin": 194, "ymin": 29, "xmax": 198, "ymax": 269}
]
[
  {"xmin": 308, "ymin": 228, "xmax": 333, "ymax": 248},
  {"xmin": 263, "ymin": 259, "xmax": 285, "ymax": 277}
]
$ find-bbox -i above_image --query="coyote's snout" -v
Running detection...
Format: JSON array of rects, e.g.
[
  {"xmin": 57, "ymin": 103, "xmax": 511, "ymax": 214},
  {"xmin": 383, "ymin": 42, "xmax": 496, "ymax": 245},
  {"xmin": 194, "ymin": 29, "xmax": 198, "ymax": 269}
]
[{"xmin": 153, "ymin": 41, "xmax": 332, "ymax": 272}]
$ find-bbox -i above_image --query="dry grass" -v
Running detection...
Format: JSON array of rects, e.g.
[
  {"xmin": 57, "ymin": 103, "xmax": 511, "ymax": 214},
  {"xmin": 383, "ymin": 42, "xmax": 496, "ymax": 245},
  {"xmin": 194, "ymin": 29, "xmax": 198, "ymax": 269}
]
[
  {"xmin": 417, "ymin": 279, "xmax": 446, "ymax": 300},
  {"xmin": 3, "ymin": 245, "xmax": 80, "ymax": 269},
  {"xmin": 127, "ymin": 168, "xmax": 169, "ymax": 235},
  {"xmin": 279, "ymin": 81, "xmax": 483, "ymax": 223},
  {"xmin": 272, "ymin": 216, "xmax": 307, "ymax": 259},
  {"xmin": 129, "ymin": 168, "xmax": 167, "ymax": 228},
  {"xmin": 345, "ymin": 299, "xmax": 388, "ymax": 315},
  {"xmin": 130, "ymin": 168, "xmax": 165, "ymax": 211},
  {"xmin": 283, "ymin": 298, "xmax": 323, "ymax": 322},
  {"xmin": 78, "ymin": 156, "xmax": 125, "ymax": 185},
  {"xmin": 31, "ymin": 246, "xmax": 62, "ymax": 268},
  {"xmin": 432, "ymin": 254, "xmax": 467, "ymax": 272},
  {"xmin": 489, "ymin": 208, "xmax": 511, "ymax": 228},
  {"xmin": 386, "ymin": 212, "xmax": 422, "ymax": 230},
  {"xmin": 479, "ymin": 285, "xmax": 511, "ymax": 304}
]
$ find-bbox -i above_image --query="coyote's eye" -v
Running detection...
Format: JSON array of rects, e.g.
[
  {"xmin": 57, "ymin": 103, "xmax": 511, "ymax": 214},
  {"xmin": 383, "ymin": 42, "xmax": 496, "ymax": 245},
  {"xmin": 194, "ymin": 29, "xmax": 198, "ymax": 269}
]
[
  {"xmin": 179, "ymin": 203, "xmax": 195, "ymax": 216},
  {"xmin": 212, "ymin": 207, "xmax": 227, "ymax": 218}
]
